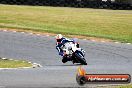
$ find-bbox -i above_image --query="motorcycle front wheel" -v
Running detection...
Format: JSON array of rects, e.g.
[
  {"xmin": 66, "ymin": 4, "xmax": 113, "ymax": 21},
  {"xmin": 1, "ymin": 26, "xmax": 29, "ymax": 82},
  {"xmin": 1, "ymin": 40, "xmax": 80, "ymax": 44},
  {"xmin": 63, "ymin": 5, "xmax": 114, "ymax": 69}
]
[{"xmin": 74, "ymin": 52, "xmax": 87, "ymax": 65}]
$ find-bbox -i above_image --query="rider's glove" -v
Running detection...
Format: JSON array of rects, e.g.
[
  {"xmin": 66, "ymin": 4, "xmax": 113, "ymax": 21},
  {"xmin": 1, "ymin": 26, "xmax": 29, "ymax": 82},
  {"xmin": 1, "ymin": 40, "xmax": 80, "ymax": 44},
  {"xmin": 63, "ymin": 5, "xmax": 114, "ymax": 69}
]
[{"xmin": 59, "ymin": 52, "xmax": 64, "ymax": 56}]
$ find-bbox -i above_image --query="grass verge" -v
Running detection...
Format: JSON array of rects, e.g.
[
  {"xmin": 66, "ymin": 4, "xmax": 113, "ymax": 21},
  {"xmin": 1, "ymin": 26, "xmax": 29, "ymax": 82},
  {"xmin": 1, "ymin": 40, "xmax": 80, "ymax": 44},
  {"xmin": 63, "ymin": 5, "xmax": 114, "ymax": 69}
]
[
  {"xmin": 116, "ymin": 84, "xmax": 132, "ymax": 88},
  {"xmin": 0, "ymin": 4, "xmax": 132, "ymax": 43},
  {"xmin": 0, "ymin": 58, "xmax": 32, "ymax": 68}
]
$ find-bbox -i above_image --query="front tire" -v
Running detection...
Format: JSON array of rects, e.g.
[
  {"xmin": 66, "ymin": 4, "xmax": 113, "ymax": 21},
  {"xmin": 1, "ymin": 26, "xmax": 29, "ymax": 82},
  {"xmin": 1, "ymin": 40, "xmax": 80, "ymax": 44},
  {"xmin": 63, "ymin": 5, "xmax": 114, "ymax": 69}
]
[{"xmin": 75, "ymin": 53, "xmax": 87, "ymax": 65}]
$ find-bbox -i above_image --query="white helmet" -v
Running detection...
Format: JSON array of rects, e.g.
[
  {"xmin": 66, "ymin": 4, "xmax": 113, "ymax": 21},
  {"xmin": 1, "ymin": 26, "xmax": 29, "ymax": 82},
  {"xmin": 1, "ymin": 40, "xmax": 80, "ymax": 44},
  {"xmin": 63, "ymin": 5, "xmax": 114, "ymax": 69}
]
[{"xmin": 55, "ymin": 34, "xmax": 63, "ymax": 39}]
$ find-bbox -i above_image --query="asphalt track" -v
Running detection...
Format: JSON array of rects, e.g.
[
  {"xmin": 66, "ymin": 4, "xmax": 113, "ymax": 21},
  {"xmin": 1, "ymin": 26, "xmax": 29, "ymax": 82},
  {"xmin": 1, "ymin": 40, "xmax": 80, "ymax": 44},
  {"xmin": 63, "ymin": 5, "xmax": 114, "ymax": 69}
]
[{"xmin": 0, "ymin": 30, "xmax": 132, "ymax": 88}]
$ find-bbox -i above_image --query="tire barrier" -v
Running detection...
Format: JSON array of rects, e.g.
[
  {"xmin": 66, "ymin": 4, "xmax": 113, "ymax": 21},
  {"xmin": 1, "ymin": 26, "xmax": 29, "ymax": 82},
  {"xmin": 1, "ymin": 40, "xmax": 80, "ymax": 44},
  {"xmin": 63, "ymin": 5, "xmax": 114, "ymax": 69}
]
[{"xmin": 0, "ymin": 0, "xmax": 132, "ymax": 10}]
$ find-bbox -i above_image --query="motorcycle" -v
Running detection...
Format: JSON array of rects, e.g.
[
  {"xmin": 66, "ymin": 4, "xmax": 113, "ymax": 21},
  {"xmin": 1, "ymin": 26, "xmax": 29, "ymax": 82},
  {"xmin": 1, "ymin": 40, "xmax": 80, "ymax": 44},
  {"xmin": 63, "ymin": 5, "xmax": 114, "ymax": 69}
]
[{"xmin": 61, "ymin": 42, "xmax": 87, "ymax": 65}]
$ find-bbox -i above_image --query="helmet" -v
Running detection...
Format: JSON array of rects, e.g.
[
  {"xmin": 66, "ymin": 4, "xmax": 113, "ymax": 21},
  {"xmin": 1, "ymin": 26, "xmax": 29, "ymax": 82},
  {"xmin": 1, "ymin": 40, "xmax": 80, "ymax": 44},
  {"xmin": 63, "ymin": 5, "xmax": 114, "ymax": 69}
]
[
  {"xmin": 55, "ymin": 34, "xmax": 63, "ymax": 42},
  {"xmin": 56, "ymin": 34, "xmax": 63, "ymax": 39}
]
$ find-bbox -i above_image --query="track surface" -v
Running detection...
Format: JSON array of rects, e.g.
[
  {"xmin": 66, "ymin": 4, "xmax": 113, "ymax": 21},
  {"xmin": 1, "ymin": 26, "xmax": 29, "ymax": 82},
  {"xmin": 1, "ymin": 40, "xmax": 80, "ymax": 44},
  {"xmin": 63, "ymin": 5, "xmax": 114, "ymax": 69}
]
[{"xmin": 0, "ymin": 30, "xmax": 132, "ymax": 88}]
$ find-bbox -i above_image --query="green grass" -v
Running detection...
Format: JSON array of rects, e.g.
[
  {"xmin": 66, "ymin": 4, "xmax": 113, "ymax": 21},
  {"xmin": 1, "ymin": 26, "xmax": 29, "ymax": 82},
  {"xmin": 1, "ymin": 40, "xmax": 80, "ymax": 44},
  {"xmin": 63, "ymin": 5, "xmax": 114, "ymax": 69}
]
[
  {"xmin": 116, "ymin": 84, "xmax": 132, "ymax": 88},
  {"xmin": 0, "ymin": 4, "xmax": 132, "ymax": 42},
  {"xmin": 0, "ymin": 59, "xmax": 32, "ymax": 68}
]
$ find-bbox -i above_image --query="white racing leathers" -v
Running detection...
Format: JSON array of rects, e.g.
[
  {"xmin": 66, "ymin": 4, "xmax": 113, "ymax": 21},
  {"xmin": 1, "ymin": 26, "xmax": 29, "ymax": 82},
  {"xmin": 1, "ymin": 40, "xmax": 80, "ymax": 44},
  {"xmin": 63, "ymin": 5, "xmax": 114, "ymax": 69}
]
[{"xmin": 60, "ymin": 42, "xmax": 87, "ymax": 65}]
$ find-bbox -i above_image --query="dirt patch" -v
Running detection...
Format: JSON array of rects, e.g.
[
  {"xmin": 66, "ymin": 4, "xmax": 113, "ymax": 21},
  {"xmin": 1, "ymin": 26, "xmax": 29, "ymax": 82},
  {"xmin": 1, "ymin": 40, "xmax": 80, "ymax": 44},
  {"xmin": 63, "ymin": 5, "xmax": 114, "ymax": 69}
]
[{"xmin": 66, "ymin": 34, "xmax": 113, "ymax": 42}]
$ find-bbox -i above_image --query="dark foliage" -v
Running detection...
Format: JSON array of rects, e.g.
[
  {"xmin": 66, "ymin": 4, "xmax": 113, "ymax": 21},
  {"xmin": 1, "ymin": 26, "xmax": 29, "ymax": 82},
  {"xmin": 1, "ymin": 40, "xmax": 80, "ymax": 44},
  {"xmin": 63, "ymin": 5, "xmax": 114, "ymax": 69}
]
[{"xmin": 0, "ymin": 0, "xmax": 131, "ymax": 10}]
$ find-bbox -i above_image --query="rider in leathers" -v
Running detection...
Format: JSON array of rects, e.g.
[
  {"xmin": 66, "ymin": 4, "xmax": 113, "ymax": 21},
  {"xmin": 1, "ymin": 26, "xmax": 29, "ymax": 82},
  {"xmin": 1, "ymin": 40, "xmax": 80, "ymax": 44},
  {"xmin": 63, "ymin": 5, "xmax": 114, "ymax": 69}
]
[{"xmin": 55, "ymin": 34, "xmax": 79, "ymax": 63}]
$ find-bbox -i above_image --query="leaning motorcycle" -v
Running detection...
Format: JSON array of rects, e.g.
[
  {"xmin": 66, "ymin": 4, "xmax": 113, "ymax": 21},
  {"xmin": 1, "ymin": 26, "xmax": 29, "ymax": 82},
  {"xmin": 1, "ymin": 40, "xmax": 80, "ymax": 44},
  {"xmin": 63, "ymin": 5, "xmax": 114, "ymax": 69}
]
[{"xmin": 62, "ymin": 42, "xmax": 87, "ymax": 65}]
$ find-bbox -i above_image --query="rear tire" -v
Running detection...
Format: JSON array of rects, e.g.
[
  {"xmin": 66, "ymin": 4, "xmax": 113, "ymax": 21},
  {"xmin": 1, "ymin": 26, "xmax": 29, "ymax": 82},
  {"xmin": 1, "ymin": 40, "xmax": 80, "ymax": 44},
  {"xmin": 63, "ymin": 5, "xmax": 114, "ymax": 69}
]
[
  {"xmin": 62, "ymin": 55, "xmax": 68, "ymax": 63},
  {"xmin": 62, "ymin": 58, "xmax": 67, "ymax": 63}
]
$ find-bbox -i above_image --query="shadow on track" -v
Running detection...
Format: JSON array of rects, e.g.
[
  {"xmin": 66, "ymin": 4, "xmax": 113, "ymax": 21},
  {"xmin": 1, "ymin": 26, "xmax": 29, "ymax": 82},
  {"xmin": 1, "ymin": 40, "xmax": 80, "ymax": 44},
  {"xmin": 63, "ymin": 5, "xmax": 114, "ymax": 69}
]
[{"xmin": 45, "ymin": 64, "xmax": 82, "ymax": 67}]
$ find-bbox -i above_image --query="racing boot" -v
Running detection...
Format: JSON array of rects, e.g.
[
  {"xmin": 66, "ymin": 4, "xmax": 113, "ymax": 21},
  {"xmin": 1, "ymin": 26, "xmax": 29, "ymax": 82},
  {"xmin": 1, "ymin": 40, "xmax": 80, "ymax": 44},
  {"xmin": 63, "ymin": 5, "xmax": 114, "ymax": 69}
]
[{"xmin": 62, "ymin": 55, "xmax": 68, "ymax": 63}]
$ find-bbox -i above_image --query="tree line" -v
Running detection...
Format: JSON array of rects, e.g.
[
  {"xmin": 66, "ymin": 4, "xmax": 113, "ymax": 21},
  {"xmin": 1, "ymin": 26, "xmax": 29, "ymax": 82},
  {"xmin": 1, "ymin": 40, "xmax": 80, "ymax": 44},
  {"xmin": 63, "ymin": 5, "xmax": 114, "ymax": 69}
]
[{"xmin": 0, "ymin": 0, "xmax": 131, "ymax": 10}]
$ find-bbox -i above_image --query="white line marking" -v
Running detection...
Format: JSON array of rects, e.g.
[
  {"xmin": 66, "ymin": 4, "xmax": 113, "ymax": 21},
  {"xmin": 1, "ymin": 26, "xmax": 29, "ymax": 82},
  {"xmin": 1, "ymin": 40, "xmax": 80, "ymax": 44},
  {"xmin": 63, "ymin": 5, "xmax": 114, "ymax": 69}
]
[
  {"xmin": 22, "ymin": 61, "xmax": 25, "ymax": 63},
  {"xmin": 101, "ymin": 41, "xmax": 105, "ymax": 43},
  {"xmin": 21, "ymin": 32, "xmax": 25, "ymax": 34},
  {"xmin": 91, "ymin": 40, "xmax": 95, "ymax": 42},
  {"xmin": 32, "ymin": 63, "xmax": 43, "ymax": 68},
  {"xmin": 126, "ymin": 43, "xmax": 131, "ymax": 45},
  {"xmin": 28, "ymin": 62, "xmax": 32, "ymax": 64},
  {"xmin": 13, "ymin": 31, "xmax": 16, "ymax": 33},
  {"xmin": 9, "ymin": 59, "xmax": 13, "ymax": 60},
  {"xmin": 115, "ymin": 42, "xmax": 119, "ymax": 43},
  {"xmin": 29, "ymin": 33, "xmax": 33, "ymax": 35},
  {"xmin": 37, "ymin": 64, "xmax": 43, "ymax": 67},
  {"xmin": 0, "ymin": 67, "xmax": 33, "ymax": 70},
  {"xmin": 33, "ymin": 63, "xmax": 37, "ymax": 65},
  {"xmin": 2, "ymin": 58, "xmax": 7, "ymax": 60},
  {"xmin": 19, "ymin": 67, "xmax": 32, "ymax": 69},
  {"xmin": 37, "ymin": 34, "xmax": 40, "ymax": 36},
  {"xmin": 3, "ymin": 30, "xmax": 7, "ymax": 32},
  {"xmin": 0, "ymin": 68, "xmax": 17, "ymax": 70},
  {"xmin": 83, "ymin": 39, "xmax": 87, "ymax": 40}
]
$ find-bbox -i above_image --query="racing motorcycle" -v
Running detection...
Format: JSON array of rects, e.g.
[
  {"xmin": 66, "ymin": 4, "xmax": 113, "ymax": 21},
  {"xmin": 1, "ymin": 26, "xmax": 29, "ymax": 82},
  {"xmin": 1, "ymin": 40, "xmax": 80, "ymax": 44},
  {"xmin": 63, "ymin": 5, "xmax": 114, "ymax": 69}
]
[{"xmin": 62, "ymin": 42, "xmax": 87, "ymax": 65}]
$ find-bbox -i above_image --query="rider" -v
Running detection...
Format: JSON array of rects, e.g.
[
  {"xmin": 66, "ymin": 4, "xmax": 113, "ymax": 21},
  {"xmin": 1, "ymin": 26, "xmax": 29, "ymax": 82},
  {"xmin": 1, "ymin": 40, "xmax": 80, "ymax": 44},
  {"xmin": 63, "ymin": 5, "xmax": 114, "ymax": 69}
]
[{"xmin": 55, "ymin": 34, "xmax": 79, "ymax": 63}]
